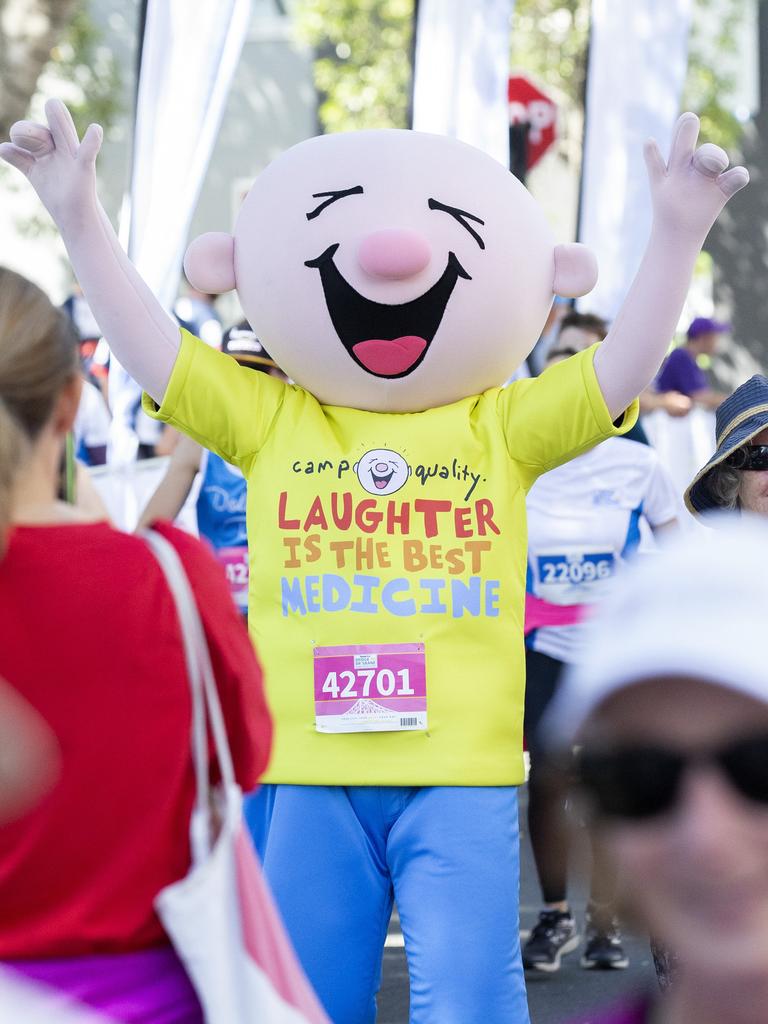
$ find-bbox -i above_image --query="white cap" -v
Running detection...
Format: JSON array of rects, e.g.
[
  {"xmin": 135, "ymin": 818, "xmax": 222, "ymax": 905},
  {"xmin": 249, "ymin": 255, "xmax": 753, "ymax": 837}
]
[{"xmin": 545, "ymin": 514, "xmax": 768, "ymax": 747}]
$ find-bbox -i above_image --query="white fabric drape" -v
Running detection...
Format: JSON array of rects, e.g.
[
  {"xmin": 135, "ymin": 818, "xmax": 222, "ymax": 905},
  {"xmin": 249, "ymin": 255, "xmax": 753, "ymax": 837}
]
[
  {"xmin": 578, "ymin": 0, "xmax": 693, "ymax": 320},
  {"xmin": 412, "ymin": 0, "xmax": 514, "ymax": 167},
  {"xmin": 128, "ymin": 0, "xmax": 251, "ymax": 308}
]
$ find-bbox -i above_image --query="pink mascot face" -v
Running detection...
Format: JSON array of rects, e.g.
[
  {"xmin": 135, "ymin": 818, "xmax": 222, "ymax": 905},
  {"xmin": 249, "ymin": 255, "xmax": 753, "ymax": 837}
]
[{"xmin": 185, "ymin": 130, "xmax": 596, "ymax": 413}]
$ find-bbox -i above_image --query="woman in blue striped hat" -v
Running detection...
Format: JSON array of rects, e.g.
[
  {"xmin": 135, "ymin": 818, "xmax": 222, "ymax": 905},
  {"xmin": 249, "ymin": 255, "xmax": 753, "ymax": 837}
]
[{"xmin": 685, "ymin": 375, "xmax": 768, "ymax": 517}]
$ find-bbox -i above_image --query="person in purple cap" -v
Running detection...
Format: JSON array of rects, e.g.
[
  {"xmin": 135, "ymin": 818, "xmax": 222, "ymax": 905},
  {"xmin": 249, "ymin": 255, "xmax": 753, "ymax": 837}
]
[{"xmin": 654, "ymin": 317, "xmax": 730, "ymax": 409}]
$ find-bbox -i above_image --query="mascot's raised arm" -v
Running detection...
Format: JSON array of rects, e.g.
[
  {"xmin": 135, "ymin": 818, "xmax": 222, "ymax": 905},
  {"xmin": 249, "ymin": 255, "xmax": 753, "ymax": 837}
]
[
  {"xmin": 2, "ymin": 99, "xmax": 747, "ymax": 1024},
  {"xmin": 1, "ymin": 101, "xmax": 746, "ymax": 412}
]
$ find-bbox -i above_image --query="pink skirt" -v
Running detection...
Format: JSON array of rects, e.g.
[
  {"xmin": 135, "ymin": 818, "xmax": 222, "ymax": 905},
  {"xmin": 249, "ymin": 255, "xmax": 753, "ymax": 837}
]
[{"xmin": 4, "ymin": 946, "xmax": 203, "ymax": 1023}]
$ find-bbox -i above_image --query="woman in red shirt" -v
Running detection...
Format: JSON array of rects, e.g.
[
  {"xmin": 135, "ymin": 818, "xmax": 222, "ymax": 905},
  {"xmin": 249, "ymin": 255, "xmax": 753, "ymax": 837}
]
[{"xmin": 0, "ymin": 266, "xmax": 272, "ymax": 1021}]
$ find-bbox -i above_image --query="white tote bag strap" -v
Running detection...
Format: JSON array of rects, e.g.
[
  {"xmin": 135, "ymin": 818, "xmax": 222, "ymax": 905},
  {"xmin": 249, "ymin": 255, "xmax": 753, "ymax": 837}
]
[{"xmin": 142, "ymin": 529, "xmax": 237, "ymax": 862}]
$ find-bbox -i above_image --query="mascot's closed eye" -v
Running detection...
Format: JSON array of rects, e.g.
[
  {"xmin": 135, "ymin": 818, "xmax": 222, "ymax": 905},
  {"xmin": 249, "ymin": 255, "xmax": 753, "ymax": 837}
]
[
  {"xmin": 428, "ymin": 198, "xmax": 485, "ymax": 250},
  {"xmin": 306, "ymin": 186, "xmax": 365, "ymax": 221}
]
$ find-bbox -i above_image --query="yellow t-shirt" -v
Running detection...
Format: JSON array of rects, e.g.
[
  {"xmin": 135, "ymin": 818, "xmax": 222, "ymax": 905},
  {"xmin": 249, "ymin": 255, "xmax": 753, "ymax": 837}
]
[{"xmin": 144, "ymin": 330, "xmax": 637, "ymax": 786}]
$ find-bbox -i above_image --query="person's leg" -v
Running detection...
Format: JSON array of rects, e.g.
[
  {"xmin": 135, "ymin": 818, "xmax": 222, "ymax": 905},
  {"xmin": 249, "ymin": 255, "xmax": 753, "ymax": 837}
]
[
  {"xmin": 527, "ymin": 758, "xmax": 570, "ymax": 906},
  {"xmin": 389, "ymin": 786, "xmax": 530, "ymax": 1024},
  {"xmin": 522, "ymin": 649, "xmax": 579, "ymax": 971},
  {"xmin": 580, "ymin": 837, "xmax": 629, "ymax": 970},
  {"xmin": 524, "ymin": 648, "xmax": 570, "ymax": 907},
  {"xmin": 588, "ymin": 839, "xmax": 620, "ymax": 924},
  {"xmin": 244, "ymin": 784, "xmax": 394, "ymax": 1024}
]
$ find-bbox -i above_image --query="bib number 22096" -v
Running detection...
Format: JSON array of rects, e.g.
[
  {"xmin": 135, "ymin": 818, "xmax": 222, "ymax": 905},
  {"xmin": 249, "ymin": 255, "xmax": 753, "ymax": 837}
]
[{"xmin": 313, "ymin": 643, "xmax": 427, "ymax": 734}]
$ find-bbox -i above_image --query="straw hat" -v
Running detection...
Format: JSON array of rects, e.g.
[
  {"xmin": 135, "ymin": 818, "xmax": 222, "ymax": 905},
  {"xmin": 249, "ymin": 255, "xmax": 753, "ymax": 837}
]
[{"xmin": 685, "ymin": 374, "xmax": 768, "ymax": 516}]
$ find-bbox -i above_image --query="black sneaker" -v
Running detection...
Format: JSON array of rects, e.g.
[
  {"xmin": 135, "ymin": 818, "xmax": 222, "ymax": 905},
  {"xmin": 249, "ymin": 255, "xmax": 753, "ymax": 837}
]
[
  {"xmin": 580, "ymin": 917, "xmax": 629, "ymax": 970},
  {"xmin": 522, "ymin": 910, "xmax": 579, "ymax": 973}
]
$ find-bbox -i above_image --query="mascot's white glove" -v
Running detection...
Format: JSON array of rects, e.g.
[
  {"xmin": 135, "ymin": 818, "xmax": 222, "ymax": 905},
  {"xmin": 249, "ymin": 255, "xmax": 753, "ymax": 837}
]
[{"xmin": 595, "ymin": 112, "xmax": 749, "ymax": 418}]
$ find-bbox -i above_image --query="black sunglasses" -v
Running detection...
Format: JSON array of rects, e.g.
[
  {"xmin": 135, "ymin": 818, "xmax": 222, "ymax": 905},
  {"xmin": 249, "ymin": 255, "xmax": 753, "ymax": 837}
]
[
  {"xmin": 578, "ymin": 733, "xmax": 768, "ymax": 821},
  {"xmin": 725, "ymin": 444, "xmax": 768, "ymax": 471}
]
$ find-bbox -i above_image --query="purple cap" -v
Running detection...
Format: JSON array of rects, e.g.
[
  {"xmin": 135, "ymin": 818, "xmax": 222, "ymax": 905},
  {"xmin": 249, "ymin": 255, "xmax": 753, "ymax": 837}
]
[{"xmin": 687, "ymin": 316, "xmax": 730, "ymax": 339}]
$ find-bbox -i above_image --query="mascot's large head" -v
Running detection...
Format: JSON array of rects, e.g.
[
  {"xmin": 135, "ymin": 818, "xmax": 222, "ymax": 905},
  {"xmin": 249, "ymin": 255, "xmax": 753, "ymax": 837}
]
[{"xmin": 184, "ymin": 130, "xmax": 597, "ymax": 413}]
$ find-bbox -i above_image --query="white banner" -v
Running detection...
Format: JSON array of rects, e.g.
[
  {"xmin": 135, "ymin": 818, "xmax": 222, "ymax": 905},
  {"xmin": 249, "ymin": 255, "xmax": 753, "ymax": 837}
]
[
  {"xmin": 109, "ymin": 0, "xmax": 251, "ymax": 463},
  {"xmin": 578, "ymin": 0, "xmax": 693, "ymax": 320},
  {"xmin": 128, "ymin": 0, "xmax": 251, "ymax": 309},
  {"xmin": 412, "ymin": 0, "xmax": 514, "ymax": 167}
]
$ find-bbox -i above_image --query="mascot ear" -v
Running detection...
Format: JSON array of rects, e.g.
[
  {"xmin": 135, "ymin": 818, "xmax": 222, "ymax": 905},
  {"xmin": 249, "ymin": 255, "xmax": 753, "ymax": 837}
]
[
  {"xmin": 553, "ymin": 243, "xmax": 598, "ymax": 298},
  {"xmin": 183, "ymin": 232, "xmax": 236, "ymax": 294}
]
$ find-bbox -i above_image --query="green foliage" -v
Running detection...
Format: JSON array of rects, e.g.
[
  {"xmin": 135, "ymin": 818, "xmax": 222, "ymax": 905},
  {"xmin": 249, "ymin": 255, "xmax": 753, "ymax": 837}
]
[
  {"xmin": 684, "ymin": 0, "xmax": 744, "ymax": 149},
  {"xmin": 511, "ymin": 0, "xmax": 745, "ymax": 150},
  {"xmin": 510, "ymin": 0, "xmax": 590, "ymax": 107},
  {"xmin": 293, "ymin": 0, "xmax": 414, "ymax": 132},
  {"xmin": 293, "ymin": 0, "xmax": 747, "ymax": 149},
  {"xmin": 8, "ymin": 2, "xmax": 124, "ymax": 237},
  {"xmin": 44, "ymin": 6, "xmax": 124, "ymax": 139}
]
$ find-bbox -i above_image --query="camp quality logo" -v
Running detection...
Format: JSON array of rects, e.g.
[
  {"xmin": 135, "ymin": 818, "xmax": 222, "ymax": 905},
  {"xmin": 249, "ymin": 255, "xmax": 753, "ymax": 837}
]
[
  {"xmin": 354, "ymin": 449, "xmax": 411, "ymax": 496},
  {"xmin": 291, "ymin": 450, "xmax": 486, "ymax": 501}
]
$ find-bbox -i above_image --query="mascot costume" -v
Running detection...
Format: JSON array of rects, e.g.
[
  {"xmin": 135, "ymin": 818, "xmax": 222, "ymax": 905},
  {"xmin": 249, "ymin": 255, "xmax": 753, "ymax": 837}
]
[{"xmin": 1, "ymin": 101, "xmax": 747, "ymax": 1023}]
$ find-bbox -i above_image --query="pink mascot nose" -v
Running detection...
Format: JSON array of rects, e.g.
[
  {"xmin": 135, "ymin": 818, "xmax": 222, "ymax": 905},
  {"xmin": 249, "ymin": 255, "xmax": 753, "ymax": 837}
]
[
  {"xmin": 357, "ymin": 229, "xmax": 431, "ymax": 280},
  {"xmin": 375, "ymin": 463, "xmax": 389, "ymax": 473}
]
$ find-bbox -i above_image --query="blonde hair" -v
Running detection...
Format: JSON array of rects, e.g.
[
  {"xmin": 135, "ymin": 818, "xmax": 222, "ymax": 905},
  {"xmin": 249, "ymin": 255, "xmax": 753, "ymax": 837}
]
[{"xmin": 0, "ymin": 267, "xmax": 79, "ymax": 553}]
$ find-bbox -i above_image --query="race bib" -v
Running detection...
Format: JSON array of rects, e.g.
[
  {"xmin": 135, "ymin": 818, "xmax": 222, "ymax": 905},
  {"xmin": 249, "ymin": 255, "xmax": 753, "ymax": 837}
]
[
  {"xmin": 313, "ymin": 642, "xmax": 427, "ymax": 734},
  {"xmin": 215, "ymin": 546, "xmax": 249, "ymax": 610},
  {"xmin": 532, "ymin": 549, "xmax": 616, "ymax": 605}
]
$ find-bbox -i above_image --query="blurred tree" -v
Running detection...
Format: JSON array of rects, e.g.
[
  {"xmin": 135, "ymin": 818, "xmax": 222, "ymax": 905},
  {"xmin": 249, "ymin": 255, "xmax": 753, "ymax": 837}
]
[
  {"xmin": 0, "ymin": 0, "xmax": 79, "ymax": 140},
  {"xmin": 511, "ymin": 0, "xmax": 744, "ymax": 151},
  {"xmin": 0, "ymin": 0, "xmax": 122, "ymax": 142},
  {"xmin": 294, "ymin": 0, "xmax": 745, "ymax": 150},
  {"xmin": 509, "ymin": 0, "xmax": 590, "ymax": 172},
  {"xmin": 510, "ymin": 0, "xmax": 590, "ymax": 109},
  {"xmin": 39, "ymin": 6, "xmax": 124, "ymax": 139},
  {"xmin": 706, "ymin": 0, "xmax": 768, "ymax": 376},
  {"xmin": 293, "ymin": 0, "xmax": 414, "ymax": 132},
  {"xmin": 683, "ymin": 0, "xmax": 744, "ymax": 150}
]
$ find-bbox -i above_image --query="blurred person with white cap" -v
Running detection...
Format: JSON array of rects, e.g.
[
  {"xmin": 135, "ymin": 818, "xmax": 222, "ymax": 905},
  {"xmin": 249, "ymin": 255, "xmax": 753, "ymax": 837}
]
[{"xmin": 547, "ymin": 517, "xmax": 768, "ymax": 1024}]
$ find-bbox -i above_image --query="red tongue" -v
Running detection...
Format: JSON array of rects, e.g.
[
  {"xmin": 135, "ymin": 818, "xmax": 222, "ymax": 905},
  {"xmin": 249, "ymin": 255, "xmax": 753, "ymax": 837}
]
[
  {"xmin": 352, "ymin": 336, "xmax": 427, "ymax": 375},
  {"xmin": 374, "ymin": 478, "xmax": 389, "ymax": 489}
]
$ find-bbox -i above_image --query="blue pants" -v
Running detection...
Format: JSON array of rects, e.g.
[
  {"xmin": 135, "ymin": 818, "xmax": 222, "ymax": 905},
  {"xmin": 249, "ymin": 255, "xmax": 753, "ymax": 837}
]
[{"xmin": 245, "ymin": 785, "xmax": 529, "ymax": 1024}]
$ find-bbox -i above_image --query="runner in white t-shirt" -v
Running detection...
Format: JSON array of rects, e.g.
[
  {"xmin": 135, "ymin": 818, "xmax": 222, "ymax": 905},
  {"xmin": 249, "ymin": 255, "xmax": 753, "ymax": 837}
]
[
  {"xmin": 526, "ymin": 434, "xmax": 679, "ymax": 663},
  {"xmin": 522, "ymin": 350, "xmax": 679, "ymax": 977}
]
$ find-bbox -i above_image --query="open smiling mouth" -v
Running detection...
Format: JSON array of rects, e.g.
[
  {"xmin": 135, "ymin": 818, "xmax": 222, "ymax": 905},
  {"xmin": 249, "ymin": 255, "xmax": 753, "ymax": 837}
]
[
  {"xmin": 304, "ymin": 243, "xmax": 470, "ymax": 378},
  {"xmin": 371, "ymin": 469, "xmax": 395, "ymax": 489}
]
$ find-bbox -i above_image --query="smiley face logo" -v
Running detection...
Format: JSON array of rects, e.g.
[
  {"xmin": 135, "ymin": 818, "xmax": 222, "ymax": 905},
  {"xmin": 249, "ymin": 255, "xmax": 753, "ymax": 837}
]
[{"xmin": 354, "ymin": 449, "xmax": 412, "ymax": 496}]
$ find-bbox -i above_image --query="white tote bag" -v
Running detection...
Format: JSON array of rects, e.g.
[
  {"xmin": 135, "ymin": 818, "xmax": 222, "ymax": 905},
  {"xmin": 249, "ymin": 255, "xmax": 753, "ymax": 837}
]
[{"xmin": 143, "ymin": 530, "xmax": 329, "ymax": 1024}]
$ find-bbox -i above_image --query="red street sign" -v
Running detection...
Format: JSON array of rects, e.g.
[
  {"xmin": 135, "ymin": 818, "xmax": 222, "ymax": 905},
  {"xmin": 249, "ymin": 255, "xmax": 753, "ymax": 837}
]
[{"xmin": 508, "ymin": 75, "xmax": 558, "ymax": 170}]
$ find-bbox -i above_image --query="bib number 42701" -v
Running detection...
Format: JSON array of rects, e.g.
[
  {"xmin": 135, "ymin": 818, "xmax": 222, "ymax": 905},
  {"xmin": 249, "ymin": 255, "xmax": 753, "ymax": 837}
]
[
  {"xmin": 321, "ymin": 667, "xmax": 415, "ymax": 700},
  {"xmin": 313, "ymin": 643, "xmax": 427, "ymax": 734}
]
